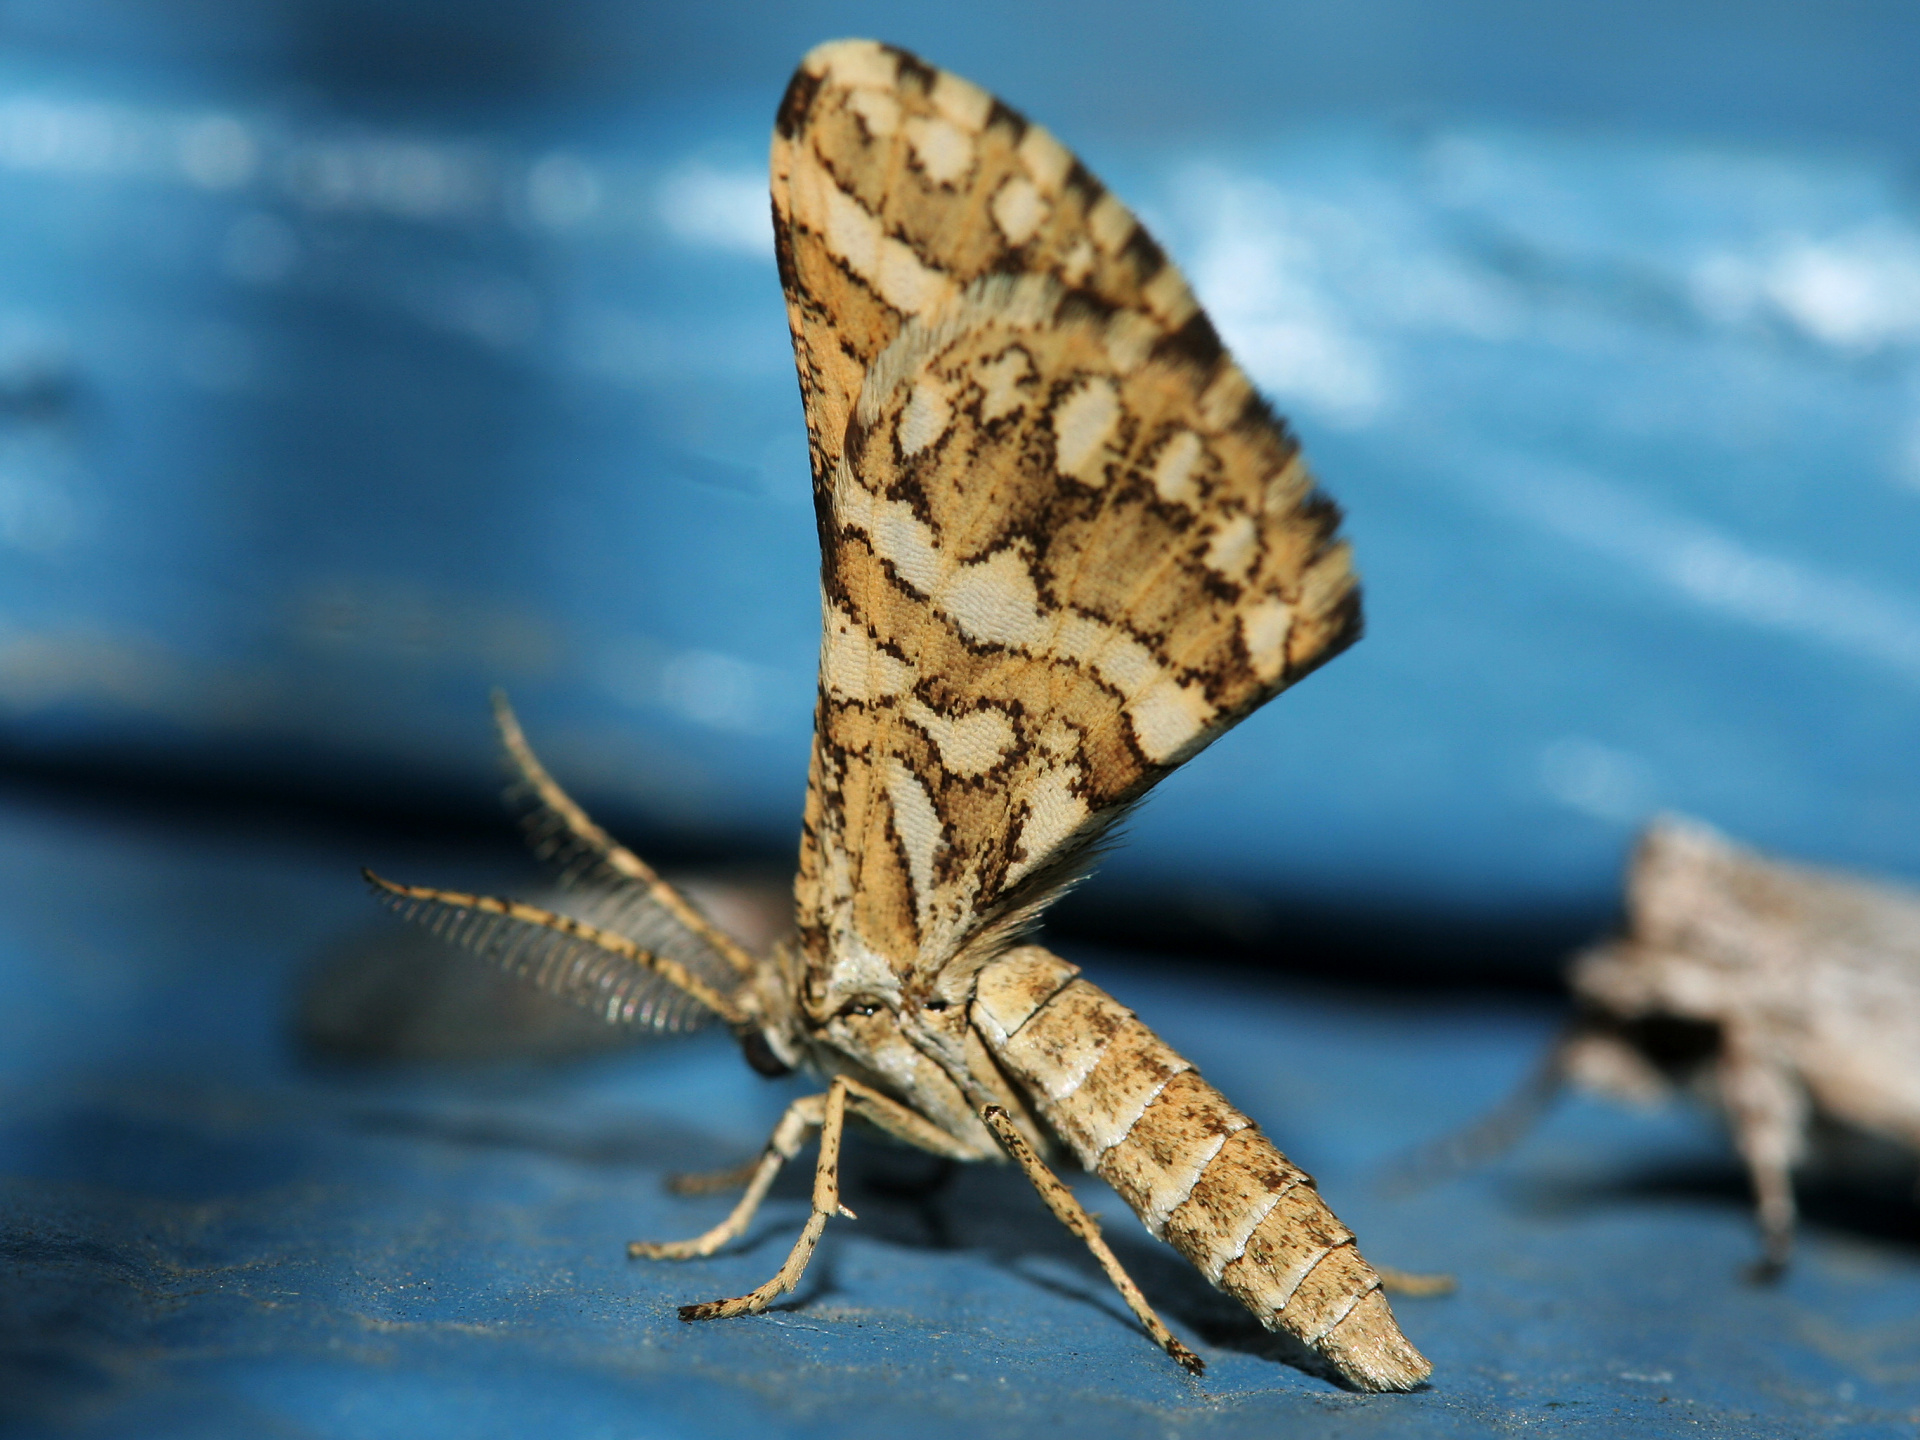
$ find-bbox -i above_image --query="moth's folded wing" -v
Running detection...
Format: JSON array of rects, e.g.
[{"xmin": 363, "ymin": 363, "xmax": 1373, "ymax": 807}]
[{"xmin": 775, "ymin": 42, "xmax": 1360, "ymax": 984}]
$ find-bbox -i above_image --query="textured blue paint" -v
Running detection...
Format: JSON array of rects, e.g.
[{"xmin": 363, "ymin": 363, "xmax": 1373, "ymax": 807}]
[{"xmin": 3, "ymin": 793, "xmax": 1918, "ymax": 1438}]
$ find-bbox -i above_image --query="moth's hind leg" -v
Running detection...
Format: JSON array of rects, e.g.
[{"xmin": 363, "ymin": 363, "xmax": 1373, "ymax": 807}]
[
  {"xmin": 980, "ymin": 1105, "xmax": 1205, "ymax": 1376},
  {"xmin": 632, "ymin": 1093, "xmax": 826, "ymax": 1262},
  {"xmin": 666, "ymin": 1158, "xmax": 765, "ymax": 1196}
]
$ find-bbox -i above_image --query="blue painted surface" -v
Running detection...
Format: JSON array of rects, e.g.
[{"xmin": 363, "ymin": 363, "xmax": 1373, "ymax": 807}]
[
  {"xmin": 4, "ymin": 792, "xmax": 1919, "ymax": 1438},
  {"xmin": 0, "ymin": 2, "xmax": 1916, "ymax": 932}
]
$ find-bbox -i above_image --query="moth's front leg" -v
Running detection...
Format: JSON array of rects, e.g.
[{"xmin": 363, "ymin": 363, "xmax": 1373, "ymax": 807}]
[
  {"xmin": 676, "ymin": 1077, "xmax": 858, "ymax": 1320},
  {"xmin": 631, "ymin": 1091, "xmax": 827, "ymax": 1262},
  {"xmin": 1717, "ymin": 1033, "xmax": 1808, "ymax": 1276}
]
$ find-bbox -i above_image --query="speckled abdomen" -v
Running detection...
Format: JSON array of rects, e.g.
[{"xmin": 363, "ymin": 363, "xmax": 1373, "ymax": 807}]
[{"xmin": 969, "ymin": 945, "xmax": 1429, "ymax": 1392}]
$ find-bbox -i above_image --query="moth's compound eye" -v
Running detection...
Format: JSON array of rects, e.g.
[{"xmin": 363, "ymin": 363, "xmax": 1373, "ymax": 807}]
[
  {"xmin": 923, "ymin": 999, "xmax": 950, "ymax": 1012},
  {"xmin": 842, "ymin": 1001, "xmax": 881, "ymax": 1018}
]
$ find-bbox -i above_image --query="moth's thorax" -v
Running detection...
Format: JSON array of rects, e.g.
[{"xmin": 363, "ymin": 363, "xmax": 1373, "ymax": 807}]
[
  {"xmin": 800, "ymin": 994, "xmax": 993, "ymax": 1151},
  {"xmin": 1572, "ymin": 940, "xmax": 1735, "ymax": 1022}
]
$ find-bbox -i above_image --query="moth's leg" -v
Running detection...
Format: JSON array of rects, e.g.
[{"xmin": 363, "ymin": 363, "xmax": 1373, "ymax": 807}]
[
  {"xmin": 631, "ymin": 1093, "xmax": 826, "ymax": 1261},
  {"xmin": 980, "ymin": 1105, "xmax": 1205, "ymax": 1376},
  {"xmin": 666, "ymin": 1078, "xmax": 981, "ymax": 1199},
  {"xmin": 1718, "ymin": 1035, "xmax": 1808, "ymax": 1275},
  {"xmin": 679, "ymin": 1077, "xmax": 856, "ymax": 1321},
  {"xmin": 1373, "ymin": 1266, "xmax": 1457, "ymax": 1298},
  {"xmin": 666, "ymin": 1158, "xmax": 765, "ymax": 1196},
  {"xmin": 837, "ymin": 1075, "xmax": 997, "ymax": 1161}
]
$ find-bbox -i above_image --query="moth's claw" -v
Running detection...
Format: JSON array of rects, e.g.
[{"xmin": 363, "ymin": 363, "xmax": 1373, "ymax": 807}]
[{"xmin": 1169, "ymin": 1340, "xmax": 1206, "ymax": 1375}]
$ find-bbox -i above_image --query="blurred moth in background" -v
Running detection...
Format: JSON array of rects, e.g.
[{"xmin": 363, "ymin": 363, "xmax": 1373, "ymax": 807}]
[
  {"xmin": 1414, "ymin": 815, "xmax": 1920, "ymax": 1274},
  {"xmin": 365, "ymin": 40, "xmax": 1434, "ymax": 1390}
]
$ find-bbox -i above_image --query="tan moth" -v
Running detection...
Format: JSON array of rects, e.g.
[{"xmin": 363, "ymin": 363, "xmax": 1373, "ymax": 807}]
[
  {"xmin": 1418, "ymin": 815, "xmax": 1920, "ymax": 1274},
  {"xmin": 364, "ymin": 39, "xmax": 1431, "ymax": 1390}
]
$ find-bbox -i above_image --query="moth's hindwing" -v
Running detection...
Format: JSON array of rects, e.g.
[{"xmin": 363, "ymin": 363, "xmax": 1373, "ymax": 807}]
[{"xmin": 773, "ymin": 40, "xmax": 1362, "ymax": 986}]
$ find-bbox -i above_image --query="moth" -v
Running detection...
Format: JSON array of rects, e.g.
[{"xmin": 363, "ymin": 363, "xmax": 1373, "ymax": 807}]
[
  {"xmin": 364, "ymin": 39, "xmax": 1430, "ymax": 1391},
  {"xmin": 1420, "ymin": 815, "xmax": 1920, "ymax": 1273}
]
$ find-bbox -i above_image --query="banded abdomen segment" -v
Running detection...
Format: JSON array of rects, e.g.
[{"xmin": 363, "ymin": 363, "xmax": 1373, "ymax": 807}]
[{"xmin": 970, "ymin": 946, "xmax": 1430, "ymax": 1392}]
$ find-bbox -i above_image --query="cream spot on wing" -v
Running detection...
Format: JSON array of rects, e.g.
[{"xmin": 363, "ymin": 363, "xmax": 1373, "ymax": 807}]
[
  {"xmin": 871, "ymin": 497, "xmax": 943, "ymax": 596},
  {"xmin": 897, "ymin": 377, "xmax": 953, "ymax": 457},
  {"xmin": 1017, "ymin": 125, "xmax": 1071, "ymax": 191},
  {"xmin": 1141, "ymin": 265, "xmax": 1197, "ymax": 328},
  {"xmin": 1053, "ymin": 376, "xmax": 1120, "ymax": 485},
  {"xmin": 1152, "ymin": 429, "xmax": 1205, "ymax": 506},
  {"xmin": 1052, "ymin": 612, "xmax": 1155, "ymax": 695},
  {"xmin": 878, "ymin": 236, "xmax": 954, "ymax": 315},
  {"xmin": 939, "ymin": 546, "xmax": 1047, "ymax": 648},
  {"xmin": 1101, "ymin": 309, "xmax": 1159, "ymax": 374},
  {"xmin": 1241, "ymin": 595, "xmax": 1294, "ymax": 683},
  {"xmin": 905, "ymin": 699, "xmax": 1016, "ymax": 778},
  {"xmin": 1203, "ymin": 512, "xmax": 1259, "ymax": 582},
  {"xmin": 820, "ymin": 178, "xmax": 952, "ymax": 317},
  {"xmin": 991, "ymin": 174, "xmax": 1048, "ymax": 246},
  {"xmin": 885, "ymin": 758, "xmax": 943, "ymax": 935},
  {"xmin": 1005, "ymin": 760, "xmax": 1090, "ymax": 887},
  {"xmin": 977, "ymin": 346, "xmax": 1034, "ymax": 422},
  {"xmin": 846, "ymin": 86, "xmax": 900, "ymax": 137},
  {"xmin": 1127, "ymin": 676, "xmax": 1217, "ymax": 765},
  {"xmin": 1199, "ymin": 364, "xmax": 1252, "ymax": 430},
  {"xmin": 1262, "ymin": 453, "xmax": 1311, "ymax": 514},
  {"xmin": 930, "ymin": 69, "xmax": 992, "ymax": 131},
  {"xmin": 1088, "ymin": 193, "xmax": 1134, "ymax": 253},
  {"xmin": 904, "ymin": 113, "xmax": 974, "ymax": 186},
  {"xmin": 1037, "ymin": 717, "xmax": 1082, "ymax": 757},
  {"xmin": 1060, "ymin": 236, "xmax": 1097, "ymax": 287},
  {"xmin": 824, "ymin": 602, "xmax": 914, "ymax": 701},
  {"xmin": 836, "ymin": 463, "xmax": 945, "ymax": 597},
  {"xmin": 815, "ymin": 40, "xmax": 896, "ymax": 90}
]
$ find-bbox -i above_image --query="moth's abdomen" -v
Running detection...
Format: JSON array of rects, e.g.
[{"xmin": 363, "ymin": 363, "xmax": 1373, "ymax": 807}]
[{"xmin": 971, "ymin": 946, "xmax": 1430, "ymax": 1392}]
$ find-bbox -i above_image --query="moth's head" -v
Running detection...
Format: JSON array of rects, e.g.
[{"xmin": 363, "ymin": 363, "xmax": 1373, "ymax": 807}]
[
  {"xmin": 1561, "ymin": 1010, "xmax": 1722, "ymax": 1108},
  {"xmin": 1563, "ymin": 940, "xmax": 1724, "ymax": 1104}
]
